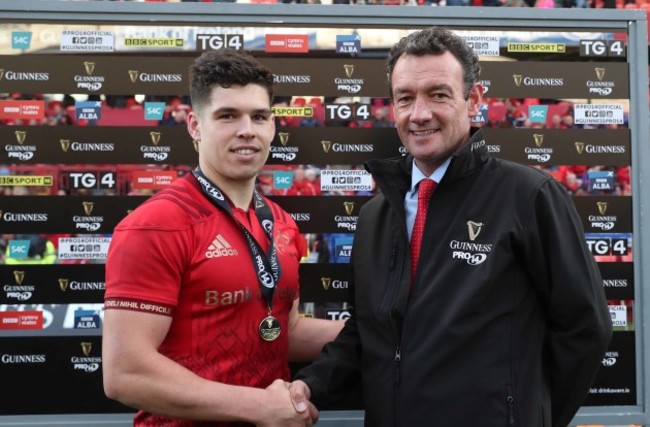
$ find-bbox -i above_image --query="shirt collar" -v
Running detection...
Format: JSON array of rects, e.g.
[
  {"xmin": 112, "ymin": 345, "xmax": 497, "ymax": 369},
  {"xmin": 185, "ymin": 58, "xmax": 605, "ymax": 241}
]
[{"xmin": 409, "ymin": 157, "xmax": 451, "ymax": 196}]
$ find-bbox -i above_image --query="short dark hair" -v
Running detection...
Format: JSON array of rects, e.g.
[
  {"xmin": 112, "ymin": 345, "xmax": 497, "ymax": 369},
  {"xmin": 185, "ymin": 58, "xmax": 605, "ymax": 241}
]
[
  {"xmin": 189, "ymin": 49, "xmax": 275, "ymax": 113},
  {"xmin": 386, "ymin": 27, "xmax": 480, "ymax": 100}
]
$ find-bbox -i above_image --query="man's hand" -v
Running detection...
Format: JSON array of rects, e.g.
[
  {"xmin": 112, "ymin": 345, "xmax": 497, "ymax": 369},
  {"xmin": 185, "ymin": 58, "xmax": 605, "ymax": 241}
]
[
  {"xmin": 289, "ymin": 380, "xmax": 317, "ymax": 422},
  {"xmin": 258, "ymin": 379, "xmax": 318, "ymax": 426}
]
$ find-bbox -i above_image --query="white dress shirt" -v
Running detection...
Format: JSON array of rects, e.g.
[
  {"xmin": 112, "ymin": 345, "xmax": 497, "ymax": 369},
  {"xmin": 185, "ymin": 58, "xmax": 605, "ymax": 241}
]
[{"xmin": 405, "ymin": 157, "xmax": 451, "ymax": 240}]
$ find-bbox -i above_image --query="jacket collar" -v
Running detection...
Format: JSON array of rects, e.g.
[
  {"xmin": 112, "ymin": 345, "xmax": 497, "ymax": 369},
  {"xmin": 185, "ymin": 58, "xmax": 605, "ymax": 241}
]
[{"xmin": 365, "ymin": 127, "xmax": 489, "ymax": 205}]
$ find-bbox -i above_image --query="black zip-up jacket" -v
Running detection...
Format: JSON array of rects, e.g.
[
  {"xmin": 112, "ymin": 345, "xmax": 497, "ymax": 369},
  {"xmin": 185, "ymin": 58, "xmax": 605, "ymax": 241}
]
[{"xmin": 295, "ymin": 128, "xmax": 612, "ymax": 427}]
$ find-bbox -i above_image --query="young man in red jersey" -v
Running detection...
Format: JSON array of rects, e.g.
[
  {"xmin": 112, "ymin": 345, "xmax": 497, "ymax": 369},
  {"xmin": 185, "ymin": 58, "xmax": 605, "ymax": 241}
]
[{"xmin": 103, "ymin": 49, "xmax": 344, "ymax": 427}]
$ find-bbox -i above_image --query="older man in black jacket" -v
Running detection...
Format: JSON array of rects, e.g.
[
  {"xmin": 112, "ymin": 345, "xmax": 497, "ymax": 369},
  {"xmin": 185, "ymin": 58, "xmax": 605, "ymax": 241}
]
[{"xmin": 290, "ymin": 26, "xmax": 612, "ymax": 427}]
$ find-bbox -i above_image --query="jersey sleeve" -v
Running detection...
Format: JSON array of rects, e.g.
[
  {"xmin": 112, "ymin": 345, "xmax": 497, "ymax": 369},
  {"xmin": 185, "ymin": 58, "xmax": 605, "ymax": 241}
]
[{"xmin": 104, "ymin": 203, "xmax": 194, "ymax": 313}]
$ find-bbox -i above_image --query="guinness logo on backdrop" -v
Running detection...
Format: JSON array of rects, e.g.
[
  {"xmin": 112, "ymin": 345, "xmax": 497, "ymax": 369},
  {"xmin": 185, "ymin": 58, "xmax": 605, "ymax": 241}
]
[
  {"xmin": 0, "ymin": 69, "xmax": 4, "ymax": 80},
  {"xmin": 575, "ymin": 141, "xmax": 585, "ymax": 154},
  {"xmin": 192, "ymin": 140, "xmax": 199, "ymax": 152},
  {"xmin": 595, "ymin": 67, "xmax": 606, "ymax": 81},
  {"xmin": 513, "ymin": 74, "xmax": 523, "ymax": 87},
  {"xmin": 321, "ymin": 277, "xmax": 331, "ymax": 291},
  {"xmin": 150, "ymin": 132, "xmax": 161, "ymax": 146},
  {"xmin": 60, "ymin": 139, "xmax": 70, "ymax": 152},
  {"xmin": 533, "ymin": 133, "xmax": 544, "ymax": 147},
  {"xmin": 13, "ymin": 270, "xmax": 25, "ymax": 285},
  {"xmin": 128, "ymin": 70, "xmax": 139, "ymax": 83},
  {"xmin": 83, "ymin": 201, "xmax": 94, "ymax": 216},
  {"xmin": 321, "ymin": 140, "xmax": 332, "ymax": 153},
  {"xmin": 81, "ymin": 342, "xmax": 92, "ymax": 357},
  {"xmin": 279, "ymin": 132, "xmax": 289, "ymax": 146},
  {"xmin": 467, "ymin": 221, "xmax": 483, "ymax": 241},
  {"xmin": 344, "ymin": 64, "xmax": 354, "ymax": 78},
  {"xmin": 343, "ymin": 201, "xmax": 355, "ymax": 216},
  {"xmin": 597, "ymin": 201, "xmax": 608, "ymax": 215},
  {"xmin": 84, "ymin": 61, "xmax": 95, "ymax": 75},
  {"xmin": 14, "ymin": 131, "xmax": 26, "ymax": 145},
  {"xmin": 59, "ymin": 278, "xmax": 69, "ymax": 292}
]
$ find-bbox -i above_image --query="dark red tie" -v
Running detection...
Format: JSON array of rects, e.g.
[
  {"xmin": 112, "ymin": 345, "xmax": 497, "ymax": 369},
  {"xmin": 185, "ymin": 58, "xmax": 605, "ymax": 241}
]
[{"xmin": 410, "ymin": 178, "xmax": 436, "ymax": 280}]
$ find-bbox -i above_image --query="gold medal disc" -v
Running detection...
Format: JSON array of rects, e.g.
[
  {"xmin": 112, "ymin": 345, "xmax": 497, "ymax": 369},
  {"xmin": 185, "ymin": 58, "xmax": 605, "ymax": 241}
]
[{"xmin": 259, "ymin": 315, "xmax": 281, "ymax": 341}]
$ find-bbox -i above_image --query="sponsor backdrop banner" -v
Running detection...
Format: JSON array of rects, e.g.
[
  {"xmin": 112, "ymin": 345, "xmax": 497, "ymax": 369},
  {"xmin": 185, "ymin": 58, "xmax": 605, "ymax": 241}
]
[
  {"xmin": 0, "ymin": 195, "xmax": 628, "ymax": 234},
  {"xmin": 0, "ymin": 336, "xmax": 130, "ymax": 414},
  {"xmin": 482, "ymin": 128, "xmax": 631, "ymax": 166},
  {"xmin": 0, "ymin": 264, "xmax": 105, "ymax": 304},
  {"xmin": 0, "ymin": 55, "xmax": 630, "ymax": 98},
  {"xmin": 0, "ymin": 263, "xmax": 353, "ymax": 307},
  {"xmin": 0, "ymin": 7, "xmax": 643, "ymax": 418},
  {"xmin": 586, "ymin": 331, "xmax": 636, "ymax": 406},
  {"xmin": 2, "ymin": 125, "xmax": 630, "ymax": 166}
]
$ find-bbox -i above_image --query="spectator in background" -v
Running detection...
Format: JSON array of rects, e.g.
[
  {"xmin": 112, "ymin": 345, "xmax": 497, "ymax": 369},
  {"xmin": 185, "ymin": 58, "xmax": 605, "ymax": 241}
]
[
  {"xmin": 561, "ymin": 109, "xmax": 579, "ymax": 129},
  {"xmin": 273, "ymin": 96, "xmax": 292, "ymax": 128},
  {"xmin": 303, "ymin": 167, "xmax": 321, "ymax": 194},
  {"xmin": 370, "ymin": 105, "xmax": 393, "ymax": 128},
  {"xmin": 45, "ymin": 100, "xmax": 74, "ymax": 126},
  {"xmin": 9, "ymin": 185, "xmax": 29, "ymax": 196},
  {"xmin": 564, "ymin": 168, "xmax": 585, "ymax": 194},
  {"xmin": 548, "ymin": 113, "xmax": 565, "ymax": 129},
  {"xmin": 299, "ymin": 115, "xmax": 322, "ymax": 127},
  {"xmin": 256, "ymin": 173, "xmax": 274, "ymax": 195},
  {"xmin": 287, "ymin": 166, "xmax": 321, "ymax": 195},
  {"xmin": 306, "ymin": 234, "xmax": 330, "ymax": 263},
  {"xmin": 503, "ymin": 98, "xmax": 528, "ymax": 128},
  {"xmin": 160, "ymin": 104, "xmax": 190, "ymax": 126}
]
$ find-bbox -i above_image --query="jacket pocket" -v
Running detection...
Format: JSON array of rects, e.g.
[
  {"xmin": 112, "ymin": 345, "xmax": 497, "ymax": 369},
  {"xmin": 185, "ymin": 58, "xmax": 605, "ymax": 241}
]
[{"xmin": 377, "ymin": 242, "xmax": 401, "ymax": 318}]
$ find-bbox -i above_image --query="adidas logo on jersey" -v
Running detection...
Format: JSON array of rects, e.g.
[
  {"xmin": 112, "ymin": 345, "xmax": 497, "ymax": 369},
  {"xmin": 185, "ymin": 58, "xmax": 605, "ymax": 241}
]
[{"xmin": 205, "ymin": 234, "xmax": 239, "ymax": 258}]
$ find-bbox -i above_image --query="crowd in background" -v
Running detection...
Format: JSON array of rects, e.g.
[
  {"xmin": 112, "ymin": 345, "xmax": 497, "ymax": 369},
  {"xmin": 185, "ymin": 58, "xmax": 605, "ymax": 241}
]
[{"xmin": 140, "ymin": 0, "xmax": 647, "ymax": 9}]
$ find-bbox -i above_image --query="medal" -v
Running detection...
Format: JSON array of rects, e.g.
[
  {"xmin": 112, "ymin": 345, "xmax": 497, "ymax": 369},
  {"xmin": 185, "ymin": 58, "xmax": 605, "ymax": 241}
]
[
  {"xmin": 192, "ymin": 169, "xmax": 284, "ymax": 343},
  {"xmin": 259, "ymin": 315, "xmax": 281, "ymax": 341}
]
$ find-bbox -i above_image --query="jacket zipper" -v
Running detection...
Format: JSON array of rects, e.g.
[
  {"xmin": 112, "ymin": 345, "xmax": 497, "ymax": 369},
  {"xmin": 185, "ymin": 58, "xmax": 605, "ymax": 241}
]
[
  {"xmin": 387, "ymin": 242, "xmax": 402, "ymax": 386},
  {"xmin": 506, "ymin": 395, "xmax": 515, "ymax": 426},
  {"xmin": 394, "ymin": 346, "xmax": 401, "ymax": 384},
  {"xmin": 388, "ymin": 245, "xmax": 398, "ymax": 270}
]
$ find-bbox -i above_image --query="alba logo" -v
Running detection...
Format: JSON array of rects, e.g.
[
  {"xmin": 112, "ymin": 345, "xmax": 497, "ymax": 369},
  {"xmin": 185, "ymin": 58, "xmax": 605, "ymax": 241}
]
[{"xmin": 205, "ymin": 235, "xmax": 238, "ymax": 258}]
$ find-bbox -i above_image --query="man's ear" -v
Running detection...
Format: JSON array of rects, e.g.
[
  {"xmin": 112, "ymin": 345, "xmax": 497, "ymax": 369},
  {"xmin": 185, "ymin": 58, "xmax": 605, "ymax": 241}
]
[
  {"xmin": 187, "ymin": 111, "xmax": 201, "ymax": 140},
  {"xmin": 467, "ymin": 83, "xmax": 484, "ymax": 117}
]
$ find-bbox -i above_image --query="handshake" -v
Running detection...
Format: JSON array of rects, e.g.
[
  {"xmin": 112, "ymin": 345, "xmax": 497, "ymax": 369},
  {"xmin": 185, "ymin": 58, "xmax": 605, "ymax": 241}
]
[{"xmin": 264, "ymin": 379, "xmax": 318, "ymax": 427}]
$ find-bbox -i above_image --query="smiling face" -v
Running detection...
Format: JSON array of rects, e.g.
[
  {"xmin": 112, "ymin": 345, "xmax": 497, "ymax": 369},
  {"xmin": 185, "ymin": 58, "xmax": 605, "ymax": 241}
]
[
  {"xmin": 187, "ymin": 84, "xmax": 275, "ymax": 189},
  {"xmin": 391, "ymin": 52, "xmax": 482, "ymax": 176}
]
